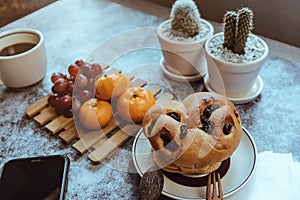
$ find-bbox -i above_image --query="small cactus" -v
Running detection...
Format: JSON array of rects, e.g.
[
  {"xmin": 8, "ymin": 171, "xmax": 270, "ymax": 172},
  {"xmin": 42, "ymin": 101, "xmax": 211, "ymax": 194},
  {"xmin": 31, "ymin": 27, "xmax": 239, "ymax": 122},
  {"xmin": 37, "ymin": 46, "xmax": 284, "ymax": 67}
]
[
  {"xmin": 223, "ymin": 7, "xmax": 254, "ymax": 54},
  {"xmin": 223, "ymin": 11, "xmax": 237, "ymax": 50},
  {"xmin": 170, "ymin": 0, "xmax": 201, "ymax": 38},
  {"xmin": 234, "ymin": 8, "xmax": 253, "ymax": 54}
]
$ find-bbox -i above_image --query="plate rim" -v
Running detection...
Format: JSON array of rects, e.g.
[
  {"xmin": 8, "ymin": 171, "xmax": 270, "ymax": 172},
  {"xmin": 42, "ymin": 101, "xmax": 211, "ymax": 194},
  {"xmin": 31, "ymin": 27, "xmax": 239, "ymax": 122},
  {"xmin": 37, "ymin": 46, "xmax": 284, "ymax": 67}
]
[{"xmin": 132, "ymin": 127, "xmax": 257, "ymax": 199}]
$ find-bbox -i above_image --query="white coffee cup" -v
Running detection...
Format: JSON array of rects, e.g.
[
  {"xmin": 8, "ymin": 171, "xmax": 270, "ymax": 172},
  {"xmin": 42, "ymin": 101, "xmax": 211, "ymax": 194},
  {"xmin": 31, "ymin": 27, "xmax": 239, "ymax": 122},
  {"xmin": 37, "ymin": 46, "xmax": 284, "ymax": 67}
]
[{"xmin": 0, "ymin": 28, "xmax": 47, "ymax": 88}]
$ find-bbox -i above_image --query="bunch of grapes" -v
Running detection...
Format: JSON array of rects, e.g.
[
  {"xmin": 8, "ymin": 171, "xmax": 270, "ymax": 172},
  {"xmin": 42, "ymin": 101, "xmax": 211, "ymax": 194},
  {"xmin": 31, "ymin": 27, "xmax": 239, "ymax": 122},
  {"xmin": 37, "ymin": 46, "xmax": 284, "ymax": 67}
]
[{"xmin": 48, "ymin": 60, "xmax": 103, "ymax": 118}]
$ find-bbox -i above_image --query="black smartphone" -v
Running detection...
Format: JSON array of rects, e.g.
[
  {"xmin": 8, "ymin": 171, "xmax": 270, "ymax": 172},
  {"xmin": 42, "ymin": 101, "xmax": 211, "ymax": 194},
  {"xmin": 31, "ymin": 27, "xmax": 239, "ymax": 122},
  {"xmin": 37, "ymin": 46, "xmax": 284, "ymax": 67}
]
[{"xmin": 0, "ymin": 155, "xmax": 70, "ymax": 200}]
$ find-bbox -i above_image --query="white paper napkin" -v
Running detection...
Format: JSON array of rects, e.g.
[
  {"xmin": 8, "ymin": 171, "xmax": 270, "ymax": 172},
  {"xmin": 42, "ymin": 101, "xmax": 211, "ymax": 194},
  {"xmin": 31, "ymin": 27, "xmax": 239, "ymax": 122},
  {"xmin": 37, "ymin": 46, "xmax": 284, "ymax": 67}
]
[{"xmin": 228, "ymin": 151, "xmax": 300, "ymax": 200}]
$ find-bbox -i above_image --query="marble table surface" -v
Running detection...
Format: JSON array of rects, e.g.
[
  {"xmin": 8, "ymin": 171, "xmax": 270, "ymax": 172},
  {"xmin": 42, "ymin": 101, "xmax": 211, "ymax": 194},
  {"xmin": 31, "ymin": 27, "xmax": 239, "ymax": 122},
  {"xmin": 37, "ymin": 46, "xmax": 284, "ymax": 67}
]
[{"xmin": 1, "ymin": 0, "xmax": 300, "ymax": 199}]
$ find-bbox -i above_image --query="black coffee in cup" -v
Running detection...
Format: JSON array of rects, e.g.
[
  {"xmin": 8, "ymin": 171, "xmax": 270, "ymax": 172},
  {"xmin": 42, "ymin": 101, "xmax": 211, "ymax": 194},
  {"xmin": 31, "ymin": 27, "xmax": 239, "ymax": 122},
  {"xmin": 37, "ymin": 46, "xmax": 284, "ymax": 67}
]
[{"xmin": 0, "ymin": 43, "xmax": 36, "ymax": 56}]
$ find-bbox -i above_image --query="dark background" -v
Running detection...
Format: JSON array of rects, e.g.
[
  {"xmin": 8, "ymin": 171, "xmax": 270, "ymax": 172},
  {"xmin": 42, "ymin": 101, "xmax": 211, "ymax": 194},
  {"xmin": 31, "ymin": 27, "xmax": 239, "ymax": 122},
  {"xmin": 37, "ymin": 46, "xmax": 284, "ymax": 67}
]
[
  {"xmin": 1, "ymin": 0, "xmax": 299, "ymax": 48},
  {"xmin": 0, "ymin": 0, "xmax": 56, "ymax": 27}
]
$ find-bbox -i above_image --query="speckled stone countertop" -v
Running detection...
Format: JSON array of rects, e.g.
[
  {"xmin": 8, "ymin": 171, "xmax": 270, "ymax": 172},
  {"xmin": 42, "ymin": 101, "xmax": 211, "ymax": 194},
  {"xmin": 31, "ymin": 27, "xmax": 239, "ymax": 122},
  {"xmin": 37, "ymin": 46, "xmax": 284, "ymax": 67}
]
[{"xmin": 1, "ymin": 0, "xmax": 300, "ymax": 199}]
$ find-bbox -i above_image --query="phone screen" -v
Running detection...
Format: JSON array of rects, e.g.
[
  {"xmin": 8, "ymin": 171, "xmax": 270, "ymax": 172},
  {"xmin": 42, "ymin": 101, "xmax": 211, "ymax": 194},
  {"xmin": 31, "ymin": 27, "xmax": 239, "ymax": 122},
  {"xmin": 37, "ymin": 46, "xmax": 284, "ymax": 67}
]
[{"xmin": 0, "ymin": 155, "xmax": 69, "ymax": 200}]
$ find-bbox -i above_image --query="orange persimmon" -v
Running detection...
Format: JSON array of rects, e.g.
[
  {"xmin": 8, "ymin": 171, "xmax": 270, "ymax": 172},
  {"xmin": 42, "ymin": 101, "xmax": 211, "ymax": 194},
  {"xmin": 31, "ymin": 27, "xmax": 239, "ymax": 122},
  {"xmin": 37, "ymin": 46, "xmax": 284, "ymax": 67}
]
[
  {"xmin": 95, "ymin": 72, "xmax": 132, "ymax": 100},
  {"xmin": 116, "ymin": 87, "xmax": 155, "ymax": 123},
  {"xmin": 79, "ymin": 98, "xmax": 112, "ymax": 130}
]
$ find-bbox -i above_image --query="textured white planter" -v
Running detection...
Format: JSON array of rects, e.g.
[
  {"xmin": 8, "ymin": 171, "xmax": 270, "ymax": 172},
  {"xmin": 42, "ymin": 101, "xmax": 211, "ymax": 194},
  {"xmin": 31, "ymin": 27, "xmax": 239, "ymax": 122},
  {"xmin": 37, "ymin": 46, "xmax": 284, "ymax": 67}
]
[
  {"xmin": 205, "ymin": 32, "xmax": 269, "ymax": 98},
  {"xmin": 157, "ymin": 19, "xmax": 214, "ymax": 77}
]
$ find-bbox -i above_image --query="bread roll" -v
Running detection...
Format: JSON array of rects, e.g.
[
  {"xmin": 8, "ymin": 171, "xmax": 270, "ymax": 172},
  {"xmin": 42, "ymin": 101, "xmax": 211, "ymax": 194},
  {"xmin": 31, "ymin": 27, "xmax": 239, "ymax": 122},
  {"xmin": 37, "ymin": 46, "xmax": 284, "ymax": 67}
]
[{"xmin": 143, "ymin": 92, "xmax": 242, "ymax": 175}]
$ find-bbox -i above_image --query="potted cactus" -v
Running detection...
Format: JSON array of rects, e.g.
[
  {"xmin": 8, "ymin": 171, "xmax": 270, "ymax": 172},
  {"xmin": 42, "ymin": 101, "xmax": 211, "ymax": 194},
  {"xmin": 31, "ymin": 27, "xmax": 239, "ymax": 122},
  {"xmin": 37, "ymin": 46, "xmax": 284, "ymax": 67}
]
[
  {"xmin": 204, "ymin": 7, "xmax": 269, "ymax": 102},
  {"xmin": 157, "ymin": 0, "xmax": 214, "ymax": 81}
]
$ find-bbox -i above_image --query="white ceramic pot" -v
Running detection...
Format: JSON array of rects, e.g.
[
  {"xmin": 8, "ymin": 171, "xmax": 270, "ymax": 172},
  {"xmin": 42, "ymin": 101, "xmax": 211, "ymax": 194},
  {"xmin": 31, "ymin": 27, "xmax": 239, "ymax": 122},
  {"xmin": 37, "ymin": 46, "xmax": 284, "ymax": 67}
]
[
  {"xmin": 205, "ymin": 32, "xmax": 269, "ymax": 98},
  {"xmin": 157, "ymin": 19, "xmax": 214, "ymax": 77}
]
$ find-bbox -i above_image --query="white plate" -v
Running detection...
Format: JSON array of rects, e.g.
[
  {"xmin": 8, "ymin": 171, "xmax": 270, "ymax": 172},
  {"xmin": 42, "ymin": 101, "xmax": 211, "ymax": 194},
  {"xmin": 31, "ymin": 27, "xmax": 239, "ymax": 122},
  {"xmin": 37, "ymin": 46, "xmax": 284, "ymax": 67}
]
[
  {"xmin": 204, "ymin": 75, "xmax": 264, "ymax": 104},
  {"xmin": 132, "ymin": 127, "xmax": 257, "ymax": 200},
  {"xmin": 160, "ymin": 57, "xmax": 203, "ymax": 82}
]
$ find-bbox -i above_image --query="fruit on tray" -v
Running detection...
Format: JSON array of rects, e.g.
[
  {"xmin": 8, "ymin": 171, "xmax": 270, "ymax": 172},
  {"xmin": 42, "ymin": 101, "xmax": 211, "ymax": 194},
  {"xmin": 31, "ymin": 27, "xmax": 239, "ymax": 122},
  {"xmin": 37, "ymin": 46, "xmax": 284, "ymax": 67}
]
[
  {"xmin": 95, "ymin": 72, "xmax": 132, "ymax": 100},
  {"xmin": 79, "ymin": 98, "xmax": 113, "ymax": 130},
  {"xmin": 48, "ymin": 59, "xmax": 103, "ymax": 117},
  {"xmin": 116, "ymin": 87, "xmax": 155, "ymax": 123}
]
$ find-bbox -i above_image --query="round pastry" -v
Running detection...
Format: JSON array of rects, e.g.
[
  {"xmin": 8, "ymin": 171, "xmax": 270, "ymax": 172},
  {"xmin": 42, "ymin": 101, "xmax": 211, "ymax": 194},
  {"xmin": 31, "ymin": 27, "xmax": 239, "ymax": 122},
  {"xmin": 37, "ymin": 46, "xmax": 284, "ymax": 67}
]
[{"xmin": 143, "ymin": 92, "xmax": 242, "ymax": 175}]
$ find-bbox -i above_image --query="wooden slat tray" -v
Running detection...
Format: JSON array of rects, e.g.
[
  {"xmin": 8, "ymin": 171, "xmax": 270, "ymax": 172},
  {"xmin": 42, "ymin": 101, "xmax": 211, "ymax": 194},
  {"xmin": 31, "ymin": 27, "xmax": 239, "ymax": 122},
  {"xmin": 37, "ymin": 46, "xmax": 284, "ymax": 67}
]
[{"xmin": 25, "ymin": 68, "xmax": 174, "ymax": 164}]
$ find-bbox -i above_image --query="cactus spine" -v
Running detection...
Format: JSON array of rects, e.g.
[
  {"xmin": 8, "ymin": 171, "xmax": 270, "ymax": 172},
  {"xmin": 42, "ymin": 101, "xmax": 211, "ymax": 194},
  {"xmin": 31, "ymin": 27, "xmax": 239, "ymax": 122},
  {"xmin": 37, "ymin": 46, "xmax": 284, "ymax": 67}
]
[
  {"xmin": 223, "ymin": 7, "xmax": 253, "ymax": 54},
  {"xmin": 170, "ymin": 0, "xmax": 201, "ymax": 38}
]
